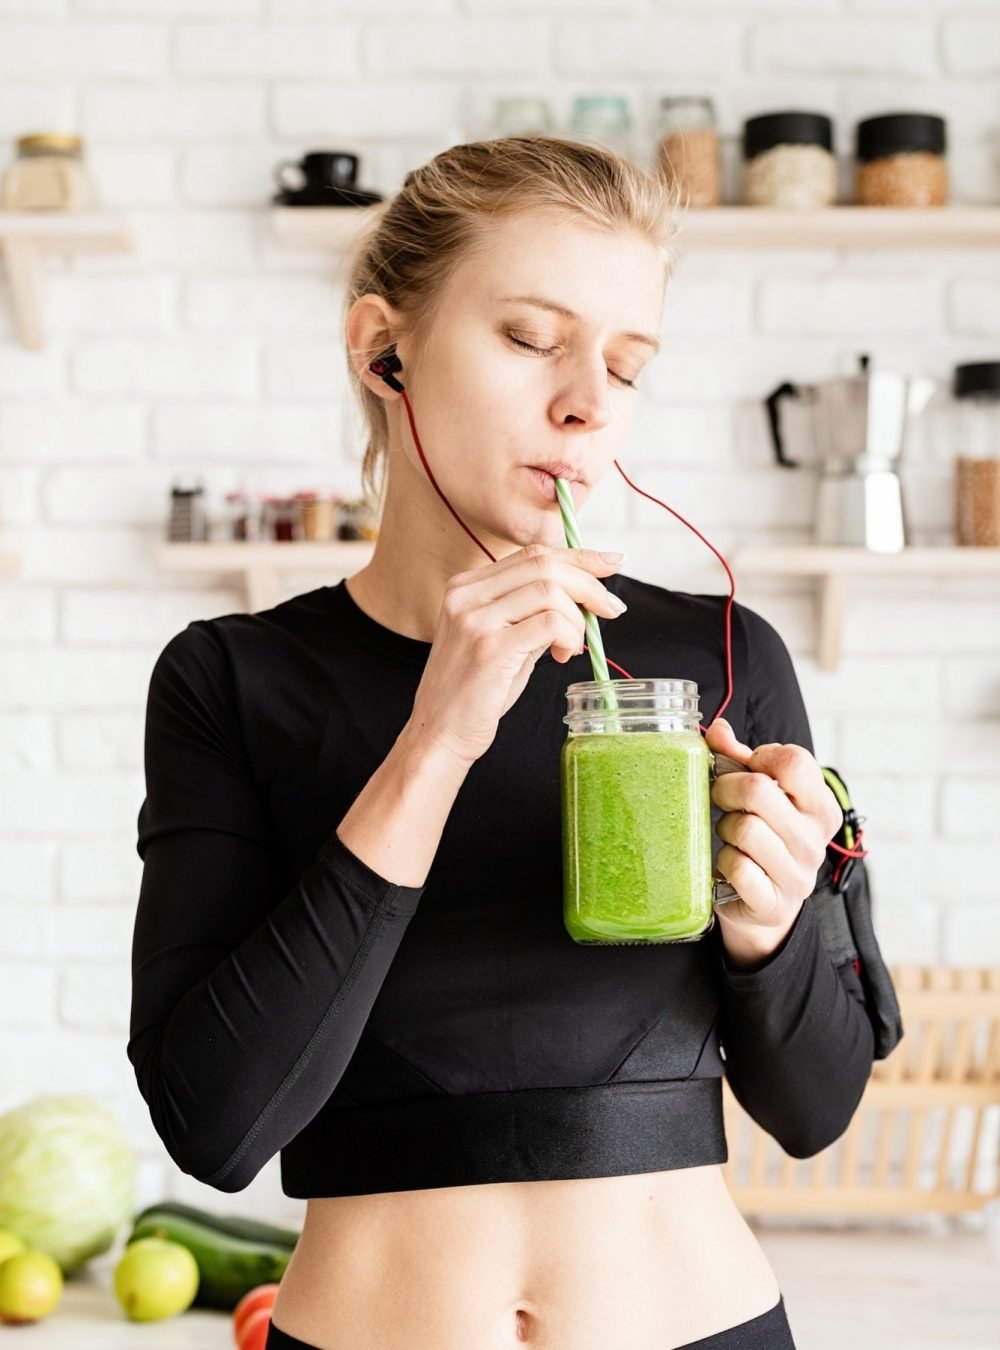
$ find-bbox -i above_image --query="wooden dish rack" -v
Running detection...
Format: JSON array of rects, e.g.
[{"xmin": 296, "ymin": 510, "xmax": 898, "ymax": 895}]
[{"xmin": 723, "ymin": 966, "xmax": 1000, "ymax": 1215}]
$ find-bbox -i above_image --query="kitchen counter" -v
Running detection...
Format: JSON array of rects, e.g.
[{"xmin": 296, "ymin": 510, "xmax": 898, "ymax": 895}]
[{"xmin": 15, "ymin": 1226, "xmax": 1000, "ymax": 1348}]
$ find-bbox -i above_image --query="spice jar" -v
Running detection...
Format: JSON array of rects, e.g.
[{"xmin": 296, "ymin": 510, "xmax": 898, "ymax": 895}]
[
  {"xmin": 294, "ymin": 490, "xmax": 337, "ymax": 541},
  {"xmin": 224, "ymin": 490, "xmax": 263, "ymax": 541},
  {"xmin": 337, "ymin": 497, "xmax": 379, "ymax": 541},
  {"xmin": 742, "ymin": 112, "xmax": 836, "ymax": 209},
  {"xmin": 952, "ymin": 362, "xmax": 1000, "ymax": 547},
  {"xmin": 855, "ymin": 113, "xmax": 947, "ymax": 207},
  {"xmin": 1, "ymin": 133, "xmax": 94, "ymax": 211},
  {"xmin": 654, "ymin": 96, "xmax": 721, "ymax": 208},
  {"xmin": 262, "ymin": 496, "xmax": 303, "ymax": 542}
]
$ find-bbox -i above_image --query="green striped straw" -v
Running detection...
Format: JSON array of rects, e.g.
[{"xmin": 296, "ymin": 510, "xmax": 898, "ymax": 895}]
[{"xmin": 554, "ymin": 476, "xmax": 620, "ymax": 720}]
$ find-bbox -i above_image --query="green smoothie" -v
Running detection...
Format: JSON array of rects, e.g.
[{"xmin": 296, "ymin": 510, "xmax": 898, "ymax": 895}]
[{"xmin": 561, "ymin": 729, "xmax": 714, "ymax": 944}]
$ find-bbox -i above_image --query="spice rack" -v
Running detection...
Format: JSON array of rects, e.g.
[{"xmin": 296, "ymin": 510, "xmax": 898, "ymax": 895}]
[
  {"xmin": 270, "ymin": 205, "xmax": 1000, "ymax": 253},
  {"xmin": 733, "ymin": 545, "xmax": 1000, "ymax": 670},
  {"xmin": 156, "ymin": 540, "xmax": 375, "ymax": 612},
  {"xmin": 0, "ymin": 211, "xmax": 135, "ymax": 349}
]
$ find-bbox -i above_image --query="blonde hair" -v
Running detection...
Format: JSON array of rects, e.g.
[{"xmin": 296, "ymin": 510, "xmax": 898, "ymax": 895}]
[{"xmin": 342, "ymin": 135, "xmax": 682, "ymax": 511}]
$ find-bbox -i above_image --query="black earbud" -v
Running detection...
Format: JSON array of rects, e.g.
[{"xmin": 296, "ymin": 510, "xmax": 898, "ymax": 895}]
[{"xmin": 368, "ymin": 349, "xmax": 405, "ymax": 393}]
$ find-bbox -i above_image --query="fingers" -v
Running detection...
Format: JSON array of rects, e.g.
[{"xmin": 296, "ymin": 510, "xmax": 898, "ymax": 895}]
[
  {"xmin": 445, "ymin": 547, "xmax": 626, "ymax": 623},
  {"xmin": 715, "ymin": 811, "xmax": 816, "ymax": 903},
  {"xmin": 712, "ymin": 770, "xmax": 820, "ymax": 872}
]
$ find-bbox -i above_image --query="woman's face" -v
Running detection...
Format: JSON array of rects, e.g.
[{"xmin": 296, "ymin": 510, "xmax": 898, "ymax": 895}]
[{"xmin": 394, "ymin": 210, "xmax": 666, "ymax": 550}]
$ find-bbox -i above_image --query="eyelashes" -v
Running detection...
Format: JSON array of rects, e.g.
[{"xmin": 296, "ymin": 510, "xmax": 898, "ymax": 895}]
[{"xmin": 504, "ymin": 332, "xmax": 638, "ymax": 390}]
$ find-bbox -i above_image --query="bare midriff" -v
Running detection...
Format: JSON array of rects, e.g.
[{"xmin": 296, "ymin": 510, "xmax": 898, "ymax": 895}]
[{"xmin": 270, "ymin": 1164, "xmax": 781, "ymax": 1350}]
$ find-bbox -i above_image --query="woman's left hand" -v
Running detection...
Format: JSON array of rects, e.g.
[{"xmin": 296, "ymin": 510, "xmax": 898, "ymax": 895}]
[{"xmin": 704, "ymin": 717, "xmax": 844, "ymax": 968}]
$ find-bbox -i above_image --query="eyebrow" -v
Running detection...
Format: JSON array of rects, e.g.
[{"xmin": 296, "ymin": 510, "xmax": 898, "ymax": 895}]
[{"xmin": 497, "ymin": 293, "xmax": 661, "ymax": 354}]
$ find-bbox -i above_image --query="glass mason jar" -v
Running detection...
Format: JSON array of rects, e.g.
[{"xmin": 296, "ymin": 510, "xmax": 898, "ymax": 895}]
[
  {"xmin": 742, "ymin": 111, "xmax": 836, "ymax": 209},
  {"xmin": 491, "ymin": 97, "xmax": 556, "ymax": 138},
  {"xmin": 561, "ymin": 678, "xmax": 742, "ymax": 946},
  {"xmin": 654, "ymin": 96, "xmax": 721, "ymax": 208},
  {"xmin": 0, "ymin": 132, "xmax": 94, "ymax": 211},
  {"xmin": 568, "ymin": 95, "xmax": 635, "ymax": 162},
  {"xmin": 952, "ymin": 361, "xmax": 1000, "ymax": 547},
  {"xmin": 855, "ymin": 113, "xmax": 947, "ymax": 208}
]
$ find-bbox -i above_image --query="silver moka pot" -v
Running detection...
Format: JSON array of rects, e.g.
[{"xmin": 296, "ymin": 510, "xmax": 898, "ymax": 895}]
[{"xmin": 765, "ymin": 355, "xmax": 935, "ymax": 552}]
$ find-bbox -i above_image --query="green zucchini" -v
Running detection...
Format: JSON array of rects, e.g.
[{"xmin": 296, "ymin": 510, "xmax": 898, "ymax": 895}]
[
  {"xmin": 126, "ymin": 1201, "xmax": 300, "ymax": 1311},
  {"xmin": 131, "ymin": 1200, "xmax": 300, "ymax": 1251}
]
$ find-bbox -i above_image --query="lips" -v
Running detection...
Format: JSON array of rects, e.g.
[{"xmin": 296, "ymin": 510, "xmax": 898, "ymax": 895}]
[{"xmin": 529, "ymin": 462, "xmax": 587, "ymax": 485}]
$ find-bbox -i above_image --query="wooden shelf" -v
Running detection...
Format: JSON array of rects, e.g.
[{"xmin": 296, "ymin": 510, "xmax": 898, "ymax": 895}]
[
  {"xmin": 0, "ymin": 211, "xmax": 135, "ymax": 349},
  {"xmin": 156, "ymin": 540, "xmax": 375, "ymax": 612},
  {"xmin": 734, "ymin": 545, "xmax": 1000, "ymax": 670},
  {"xmin": 270, "ymin": 205, "xmax": 1000, "ymax": 254}
]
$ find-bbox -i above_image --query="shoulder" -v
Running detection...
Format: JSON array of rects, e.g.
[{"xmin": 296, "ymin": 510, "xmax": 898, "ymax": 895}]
[
  {"xmin": 614, "ymin": 574, "xmax": 792, "ymax": 665},
  {"xmin": 147, "ymin": 587, "xmax": 328, "ymax": 731}
]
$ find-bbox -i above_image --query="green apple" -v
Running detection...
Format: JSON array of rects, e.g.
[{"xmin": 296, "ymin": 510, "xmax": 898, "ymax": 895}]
[
  {"xmin": 113, "ymin": 1237, "xmax": 199, "ymax": 1322},
  {"xmin": 0, "ymin": 1250, "xmax": 63, "ymax": 1323}
]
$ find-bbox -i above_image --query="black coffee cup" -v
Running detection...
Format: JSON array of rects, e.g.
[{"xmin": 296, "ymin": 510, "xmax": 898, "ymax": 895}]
[{"xmin": 274, "ymin": 151, "xmax": 359, "ymax": 194}]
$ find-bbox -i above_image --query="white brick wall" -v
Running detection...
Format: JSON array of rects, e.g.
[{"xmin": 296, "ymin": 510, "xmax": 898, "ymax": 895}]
[{"xmin": 0, "ymin": 0, "xmax": 997, "ymax": 1222}]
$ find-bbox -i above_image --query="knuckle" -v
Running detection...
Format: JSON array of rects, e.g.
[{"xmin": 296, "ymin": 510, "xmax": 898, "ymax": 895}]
[
  {"xmin": 524, "ymin": 542, "xmax": 550, "ymax": 564},
  {"xmin": 745, "ymin": 774, "xmax": 773, "ymax": 813},
  {"xmin": 534, "ymin": 578, "xmax": 561, "ymax": 604},
  {"xmin": 732, "ymin": 812, "xmax": 759, "ymax": 852}
]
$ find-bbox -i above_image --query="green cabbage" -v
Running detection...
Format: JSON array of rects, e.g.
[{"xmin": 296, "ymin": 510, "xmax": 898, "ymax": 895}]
[{"xmin": 0, "ymin": 1096, "xmax": 135, "ymax": 1275}]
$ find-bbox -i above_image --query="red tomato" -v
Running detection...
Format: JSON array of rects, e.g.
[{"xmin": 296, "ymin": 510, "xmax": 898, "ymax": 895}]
[
  {"xmin": 237, "ymin": 1305, "xmax": 273, "ymax": 1350},
  {"xmin": 233, "ymin": 1284, "xmax": 279, "ymax": 1344}
]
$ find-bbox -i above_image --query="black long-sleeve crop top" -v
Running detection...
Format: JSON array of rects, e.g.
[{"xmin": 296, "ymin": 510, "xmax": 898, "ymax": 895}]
[{"xmin": 127, "ymin": 570, "xmax": 877, "ymax": 1197}]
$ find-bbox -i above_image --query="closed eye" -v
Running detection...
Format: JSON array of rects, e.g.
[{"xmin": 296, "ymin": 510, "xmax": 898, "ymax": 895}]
[{"xmin": 505, "ymin": 332, "xmax": 638, "ymax": 390}]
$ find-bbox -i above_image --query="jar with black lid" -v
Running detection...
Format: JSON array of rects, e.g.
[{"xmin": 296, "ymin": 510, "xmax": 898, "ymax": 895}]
[
  {"xmin": 742, "ymin": 111, "xmax": 836, "ymax": 209},
  {"xmin": 855, "ymin": 113, "xmax": 947, "ymax": 207}
]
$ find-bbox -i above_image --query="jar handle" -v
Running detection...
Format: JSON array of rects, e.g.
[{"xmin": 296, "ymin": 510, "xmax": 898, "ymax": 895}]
[{"xmin": 710, "ymin": 750, "xmax": 749, "ymax": 906}]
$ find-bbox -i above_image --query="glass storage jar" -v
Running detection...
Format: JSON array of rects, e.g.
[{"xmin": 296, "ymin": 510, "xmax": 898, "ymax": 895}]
[
  {"xmin": 952, "ymin": 361, "xmax": 1000, "ymax": 547},
  {"xmin": 742, "ymin": 111, "xmax": 836, "ymax": 209},
  {"xmin": 1, "ymin": 133, "xmax": 94, "ymax": 211},
  {"xmin": 568, "ymin": 96, "xmax": 636, "ymax": 162},
  {"xmin": 654, "ymin": 95, "xmax": 721, "ymax": 208},
  {"xmin": 491, "ymin": 97, "xmax": 556, "ymax": 137},
  {"xmin": 855, "ymin": 113, "xmax": 947, "ymax": 207},
  {"xmin": 561, "ymin": 678, "xmax": 742, "ymax": 946}
]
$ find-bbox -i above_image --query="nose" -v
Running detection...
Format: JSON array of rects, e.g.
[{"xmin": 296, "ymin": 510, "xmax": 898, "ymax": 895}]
[{"xmin": 550, "ymin": 356, "xmax": 612, "ymax": 432}]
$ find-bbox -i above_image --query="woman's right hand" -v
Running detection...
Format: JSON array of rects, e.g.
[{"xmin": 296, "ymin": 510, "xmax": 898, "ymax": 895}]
[{"xmin": 406, "ymin": 543, "xmax": 628, "ymax": 767}]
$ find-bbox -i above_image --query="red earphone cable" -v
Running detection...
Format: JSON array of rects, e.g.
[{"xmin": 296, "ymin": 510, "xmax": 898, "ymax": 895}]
[{"xmin": 400, "ymin": 387, "xmax": 736, "ymax": 731}]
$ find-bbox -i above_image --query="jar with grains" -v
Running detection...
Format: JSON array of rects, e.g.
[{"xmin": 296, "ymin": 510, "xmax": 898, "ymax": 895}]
[
  {"xmin": 855, "ymin": 113, "xmax": 947, "ymax": 207},
  {"xmin": 654, "ymin": 96, "xmax": 721, "ymax": 208},
  {"xmin": 1, "ymin": 133, "xmax": 94, "ymax": 211},
  {"xmin": 742, "ymin": 111, "xmax": 836, "ymax": 209},
  {"xmin": 952, "ymin": 362, "xmax": 1000, "ymax": 547}
]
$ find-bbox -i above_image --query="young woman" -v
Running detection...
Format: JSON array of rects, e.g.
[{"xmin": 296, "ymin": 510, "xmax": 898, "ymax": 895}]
[{"xmin": 128, "ymin": 137, "xmax": 876, "ymax": 1350}]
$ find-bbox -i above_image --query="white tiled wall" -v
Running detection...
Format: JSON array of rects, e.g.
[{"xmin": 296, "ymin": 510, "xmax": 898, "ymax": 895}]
[{"xmin": 1, "ymin": 0, "xmax": 998, "ymax": 1221}]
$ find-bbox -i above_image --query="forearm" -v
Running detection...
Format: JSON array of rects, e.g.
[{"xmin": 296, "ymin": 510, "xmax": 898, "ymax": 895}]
[
  {"xmin": 335, "ymin": 720, "xmax": 472, "ymax": 888},
  {"xmin": 717, "ymin": 901, "xmax": 875, "ymax": 1158}
]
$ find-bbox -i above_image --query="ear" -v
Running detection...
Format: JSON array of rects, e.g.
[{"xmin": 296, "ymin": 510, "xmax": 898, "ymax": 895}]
[{"xmin": 347, "ymin": 294, "xmax": 405, "ymax": 399}]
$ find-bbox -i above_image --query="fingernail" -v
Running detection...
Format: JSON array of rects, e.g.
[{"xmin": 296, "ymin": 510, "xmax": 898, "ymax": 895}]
[
  {"xmin": 607, "ymin": 595, "xmax": 627, "ymax": 614},
  {"xmin": 599, "ymin": 551, "xmax": 626, "ymax": 564}
]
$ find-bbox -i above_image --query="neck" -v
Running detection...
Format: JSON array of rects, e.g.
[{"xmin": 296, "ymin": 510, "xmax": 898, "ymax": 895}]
[{"xmin": 343, "ymin": 444, "xmax": 515, "ymax": 644}]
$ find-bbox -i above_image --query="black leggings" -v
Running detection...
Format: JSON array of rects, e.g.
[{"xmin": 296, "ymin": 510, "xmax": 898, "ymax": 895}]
[{"xmin": 265, "ymin": 1295, "xmax": 796, "ymax": 1349}]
